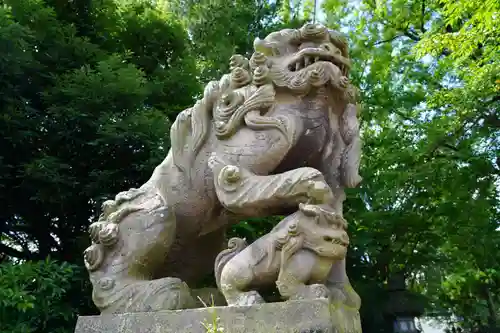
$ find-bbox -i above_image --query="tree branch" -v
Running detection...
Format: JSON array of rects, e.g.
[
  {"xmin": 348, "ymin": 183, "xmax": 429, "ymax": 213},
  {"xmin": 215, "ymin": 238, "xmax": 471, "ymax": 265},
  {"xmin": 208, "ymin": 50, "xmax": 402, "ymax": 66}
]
[
  {"xmin": 403, "ymin": 27, "xmax": 421, "ymax": 42},
  {"xmin": 0, "ymin": 242, "xmax": 35, "ymax": 261},
  {"xmin": 4, "ymin": 231, "xmax": 30, "ymax": 252},
  {"xmin": 403, "ymin": 233, "xmax": 424, "ymax": 269},
  {"xmin": 406, "ymin": 111, "xmax": 483, "ymax": 169},
  {"xmin": 421, "ymin": 0, "xmax": 426, "ymax": 33},
  {"xmin": 364, "ymin": 2, "xmax": 422, "ymax": 43},
  {"xmin": 374, "ymin": 35, "xmax": 404, "ymax": 46}
]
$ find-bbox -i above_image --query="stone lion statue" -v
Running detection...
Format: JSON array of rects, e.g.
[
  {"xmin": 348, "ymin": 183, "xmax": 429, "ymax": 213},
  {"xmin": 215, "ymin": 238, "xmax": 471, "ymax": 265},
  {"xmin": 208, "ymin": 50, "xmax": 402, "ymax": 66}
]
[
  {"xmin": 214, "ymin": 203, "xmax": 349, "ymax": 306},
  {"xmin": 83, "ymin": 23, "xmax": 362, "ymax": 314}
]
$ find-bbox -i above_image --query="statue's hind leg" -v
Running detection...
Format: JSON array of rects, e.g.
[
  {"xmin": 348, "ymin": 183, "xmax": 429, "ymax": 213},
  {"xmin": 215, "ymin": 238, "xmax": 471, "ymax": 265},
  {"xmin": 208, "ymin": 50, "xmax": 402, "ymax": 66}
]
[
  {"xmin": 219, "ymin": 263, "xmax": 265, "ymax": 306},
  {"xmin": 83, "ymin": 187, "xmax": 196, "ymax": 314}
]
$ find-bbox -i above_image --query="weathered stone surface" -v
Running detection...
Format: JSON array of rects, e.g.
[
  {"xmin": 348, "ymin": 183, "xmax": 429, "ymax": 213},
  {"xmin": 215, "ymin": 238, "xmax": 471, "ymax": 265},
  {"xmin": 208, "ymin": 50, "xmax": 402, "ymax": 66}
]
[
  {"xmin": 214, "ymin": 203, "xmax": 350, "ymax": 307},
  {"xmin": 74, "ymin": 298, "xmax": 361, "ymax": 333},
  {"xmin": 82, "ymin": 23, "xmax": 362, "ymax": 320}
]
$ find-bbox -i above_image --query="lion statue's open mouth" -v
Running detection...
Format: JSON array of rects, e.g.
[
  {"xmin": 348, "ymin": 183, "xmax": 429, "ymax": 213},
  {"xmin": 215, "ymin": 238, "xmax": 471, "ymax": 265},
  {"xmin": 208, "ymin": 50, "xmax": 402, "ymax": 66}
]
[
  {"xmin": 286, "ymin": 47, "xmax": 348, "ymax": 74},
  {"xmin": 248, "ymin": 24, "xmax": 352, "ymax": 94}
]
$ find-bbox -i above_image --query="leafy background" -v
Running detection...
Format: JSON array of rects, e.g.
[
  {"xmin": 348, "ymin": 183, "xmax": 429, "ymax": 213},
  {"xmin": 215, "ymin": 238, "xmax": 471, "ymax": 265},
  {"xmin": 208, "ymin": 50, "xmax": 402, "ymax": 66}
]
[{"xmin": 0, "ymin": 0, "xmax": 498, "ymax": 332}]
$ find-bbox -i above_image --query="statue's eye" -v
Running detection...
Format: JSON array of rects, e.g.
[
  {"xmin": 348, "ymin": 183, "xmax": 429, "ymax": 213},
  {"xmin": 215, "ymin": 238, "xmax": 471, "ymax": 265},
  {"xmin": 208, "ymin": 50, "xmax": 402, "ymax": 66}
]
[{"xmin": 323, "ymin": 236, "xmax": 333, "ymax": 242}]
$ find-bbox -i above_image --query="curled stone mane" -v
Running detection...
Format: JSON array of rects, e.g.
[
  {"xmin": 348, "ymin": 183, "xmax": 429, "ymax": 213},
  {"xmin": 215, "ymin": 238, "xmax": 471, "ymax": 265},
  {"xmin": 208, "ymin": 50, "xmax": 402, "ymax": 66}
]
[
  {"xmin": 213, "ymin": 84, "xmax": 276, "ymax": 138},
  {"xmin": 170, "ymin": 53, "xmax": 285, "ymax": 174},
  {"xmin": 267, "ymin": 221, "xmax": 305, "ymax": 273},
  {"xmin": 170, "ymin": 23, "xmax": 358, "ymax": 184}
]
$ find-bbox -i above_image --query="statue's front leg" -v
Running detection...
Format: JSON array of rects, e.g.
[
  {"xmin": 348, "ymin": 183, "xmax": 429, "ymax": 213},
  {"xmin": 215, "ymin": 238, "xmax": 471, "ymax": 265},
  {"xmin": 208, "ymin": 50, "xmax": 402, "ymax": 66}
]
[
  {"xmin": 215, "ymin": 238, "xmax": 266, "ymax": 307},
  {"xmin": 208, "ymin": 153, "xmax": 334, "ymax": 216},
  {"xmin": 276, "ymin": 251, "xmax": 330, "ymax": 301},
  {"xmin": 325, "ymin": 260, "xmax": 361, "ymax": 309}
]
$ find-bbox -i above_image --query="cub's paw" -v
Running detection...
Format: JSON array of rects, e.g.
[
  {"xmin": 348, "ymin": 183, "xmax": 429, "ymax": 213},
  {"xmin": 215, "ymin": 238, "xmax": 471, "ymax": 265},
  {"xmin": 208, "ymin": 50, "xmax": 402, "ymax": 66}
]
[{"xmin": 235, "ymin": 290, "xmax": 265, "ymax": 306}]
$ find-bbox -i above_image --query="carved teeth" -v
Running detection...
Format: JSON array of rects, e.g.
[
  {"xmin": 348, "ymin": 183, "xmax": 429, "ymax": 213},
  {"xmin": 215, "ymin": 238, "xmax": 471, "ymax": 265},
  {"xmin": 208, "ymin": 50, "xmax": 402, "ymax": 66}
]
[
  {"xmin": 304, "ymin": 56, "xmax": 310, "ymax": 67},
  {"xmin": 289, "ymin": 54, "xmax": 332, "ymax": 72}
]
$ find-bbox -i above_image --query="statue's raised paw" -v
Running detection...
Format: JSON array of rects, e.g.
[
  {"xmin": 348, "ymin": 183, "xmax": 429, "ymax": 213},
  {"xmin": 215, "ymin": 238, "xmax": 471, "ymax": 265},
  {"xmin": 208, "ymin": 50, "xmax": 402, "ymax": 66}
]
[
  {"xmin": 328, "ymin": 286, "xmax": 348, "ymax": 304},
  {"xmin": 328, "ymin": 283, "xmax": 360, "ymax": 309},
  {"xmin": 305, "ymin": 181, "xmax": 334, "ymax": 204},
  {"xmin": 308, "ymin": 284, "xmax": 331, "ymax": 299}
]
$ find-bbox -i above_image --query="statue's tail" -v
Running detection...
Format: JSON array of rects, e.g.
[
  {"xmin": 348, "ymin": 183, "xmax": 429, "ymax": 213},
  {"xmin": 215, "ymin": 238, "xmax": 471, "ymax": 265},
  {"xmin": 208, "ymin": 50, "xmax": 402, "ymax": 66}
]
[{"xmin": 214, "ymin": 237, "xmax": 248, "ymax": 290}]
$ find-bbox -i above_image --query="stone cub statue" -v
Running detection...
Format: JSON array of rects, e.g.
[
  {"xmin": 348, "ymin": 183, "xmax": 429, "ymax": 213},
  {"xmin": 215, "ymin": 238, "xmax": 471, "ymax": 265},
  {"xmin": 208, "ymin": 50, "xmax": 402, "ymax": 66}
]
[{"xmin": 214, "ymin": 203, "xmax": 349, "ymax": 306}]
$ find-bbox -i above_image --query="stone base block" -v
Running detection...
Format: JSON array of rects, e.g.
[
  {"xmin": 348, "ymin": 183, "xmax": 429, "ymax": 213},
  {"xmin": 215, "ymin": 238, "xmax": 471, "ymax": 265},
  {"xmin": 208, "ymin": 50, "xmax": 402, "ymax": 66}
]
[{"xmin": 75, "ymin": 298, "xmax": 361, "ymax": 333}]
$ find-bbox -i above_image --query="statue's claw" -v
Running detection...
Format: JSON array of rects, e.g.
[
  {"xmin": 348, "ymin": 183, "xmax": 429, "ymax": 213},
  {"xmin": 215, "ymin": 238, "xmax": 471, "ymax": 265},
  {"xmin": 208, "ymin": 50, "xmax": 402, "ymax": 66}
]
[
  {"xmin": 306, "ymin": 180, "xmax": 334, "ymax": 204},
  {"xmin": 233, "ymin": 291, "xmax": 265, "ymax": 307},
  {"xmin": 290, "ymin": 284, "xmax": 330, "ymax": 301},
  {"xmin": 329, "ymin": 283, "xmax": 361, "ymax": 309}
]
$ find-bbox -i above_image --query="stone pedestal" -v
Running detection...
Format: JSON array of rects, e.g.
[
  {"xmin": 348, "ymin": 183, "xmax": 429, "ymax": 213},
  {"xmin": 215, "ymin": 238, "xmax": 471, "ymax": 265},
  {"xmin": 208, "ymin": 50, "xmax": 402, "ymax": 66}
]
[{"xmin": 74, "ymin": 298, "xmax": 361, "ymax": 333}]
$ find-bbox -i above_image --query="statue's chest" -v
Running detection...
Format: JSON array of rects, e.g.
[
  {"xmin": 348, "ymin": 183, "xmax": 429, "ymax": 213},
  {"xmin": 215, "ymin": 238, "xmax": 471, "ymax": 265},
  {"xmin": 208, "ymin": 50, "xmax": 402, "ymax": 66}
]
[
  {"xmin": 294, "ymin": 99, "xmax": 330, "ymax": 150},
  {"xmin": 297, "ymin": 112, "xmax": 329, "ymax": 151},
  {"xmin": 212, "ymin": 98, "xmax": 330, "ymax": 175},
  {"xmin": 272, "ymin": 101, "xmax": 330, "ymax": 171},
  {"xmin": 308, "ymin": 256, "xmax": 334, "ymax": 283},
  {"xmin": 215, "ymin": 125, "xmax": 291, "ymax": 175}
]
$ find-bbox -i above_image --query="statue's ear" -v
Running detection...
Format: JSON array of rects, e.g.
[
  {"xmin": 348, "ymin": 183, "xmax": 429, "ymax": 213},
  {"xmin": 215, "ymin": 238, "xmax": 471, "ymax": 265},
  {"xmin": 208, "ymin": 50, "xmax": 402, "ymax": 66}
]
[{"xmin": 253, "ymin": 38, "xmax": 274, "ymax": 56}]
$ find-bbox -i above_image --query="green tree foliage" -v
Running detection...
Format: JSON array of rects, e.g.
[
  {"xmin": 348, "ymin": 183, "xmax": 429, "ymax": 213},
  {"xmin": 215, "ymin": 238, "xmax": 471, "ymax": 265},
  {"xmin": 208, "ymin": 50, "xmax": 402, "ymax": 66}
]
[
  {"xmin": 322, "ymin": 0, "xmax": 499, "ymax": 330},
  {"xmin": 1, "ymin": 0, "xmax": 498, "ymax": 331},
  {"xmin": 0, "ymin": 259, "xmax": 79, "ymax": 333},
  {"xmin": 0, "ymin": 0, "xmax": 199, "ymax": 263},
  {"xmin": 0, "ymin": 0, "xmax": 200, "ymax": 328},
  {"xmin": 166, "ymin": 0, "xmax": 310, "ymax": 82}
]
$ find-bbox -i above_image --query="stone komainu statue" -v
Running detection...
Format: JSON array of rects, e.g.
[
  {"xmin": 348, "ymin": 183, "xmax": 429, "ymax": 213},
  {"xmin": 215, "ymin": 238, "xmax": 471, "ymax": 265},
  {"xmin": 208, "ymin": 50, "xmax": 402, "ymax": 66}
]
[
  {"xmin": 83, "ymin": 23, "xmax": 362, "ymax": 315},
  {"xmin": 214, "ymin": 203, "xmax": 352, "ymax": 307}
]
